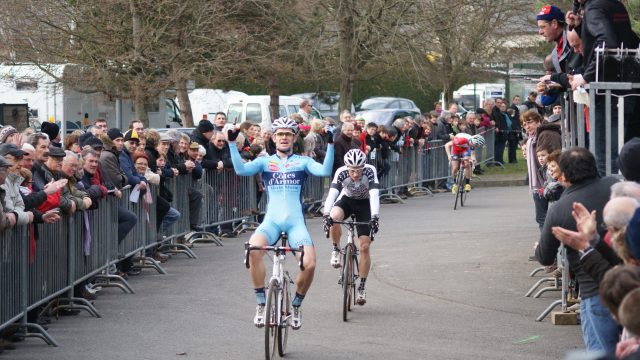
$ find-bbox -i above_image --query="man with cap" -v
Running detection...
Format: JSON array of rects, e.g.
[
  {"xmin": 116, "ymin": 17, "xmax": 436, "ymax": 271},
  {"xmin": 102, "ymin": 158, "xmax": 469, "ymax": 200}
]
[
  {"xmin": 32, "ymin": 146, "xmax": 77, "ymax": 214},
  {"xmin": 0, "ymin": 156, "xmax": 18, "ymax": 230},
  {"xmin": 41, "ymin": 122, "xmax": 61, "ymax": 148},
  {"xmin": 191, "ymin": 119, "xmax": 215, "ymax": 149},
  {"xmin": 536, "ymin": 5, "xmax": 572, "ymax": 74},
  {"xmin": 0, "ymin": 144, "xmax": 35, "ymax": 226},
  {"xmin": 120, "ymin": 129, "xmax": 148, "ymax": 191},
  {"xmin": 0, "ymin": 125, "xmax": 20, "ymax": 145},
  {"xmin": 18, "ymin": 142, "xmax": 67, "ymax": 216}
]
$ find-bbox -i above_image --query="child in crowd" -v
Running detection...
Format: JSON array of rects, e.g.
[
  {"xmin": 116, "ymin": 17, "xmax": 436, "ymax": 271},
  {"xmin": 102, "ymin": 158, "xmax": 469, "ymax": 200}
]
[
  {"xmin": 542, "ymin": 149, "xmax": 564, "ymax": 202},
  {"xmin": 363, "ymin": 122, "xmax": 380, "ymax": 158},
  {"xmin": 352, "ymin": 125, "xmax": 362, "ymax": 149}
]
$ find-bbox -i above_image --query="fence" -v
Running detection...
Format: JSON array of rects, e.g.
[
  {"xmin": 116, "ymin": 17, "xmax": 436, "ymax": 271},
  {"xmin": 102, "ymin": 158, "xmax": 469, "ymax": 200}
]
[{"xmin": 0, "ymin": 128, "xmax": 501, "ymax": 347}]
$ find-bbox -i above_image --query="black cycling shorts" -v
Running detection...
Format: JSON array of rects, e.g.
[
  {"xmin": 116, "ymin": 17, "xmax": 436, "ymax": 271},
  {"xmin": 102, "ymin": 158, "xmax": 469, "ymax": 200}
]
[{"xmin": 333, "ymin": 196, "xmax": 372, "ymax": 239}]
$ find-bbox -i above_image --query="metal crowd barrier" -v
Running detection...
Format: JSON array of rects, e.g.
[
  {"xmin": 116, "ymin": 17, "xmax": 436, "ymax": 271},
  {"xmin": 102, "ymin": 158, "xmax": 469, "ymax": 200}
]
[{"xmin": 0, "ymin": 227, "xmax": 27, "ymax": 334}]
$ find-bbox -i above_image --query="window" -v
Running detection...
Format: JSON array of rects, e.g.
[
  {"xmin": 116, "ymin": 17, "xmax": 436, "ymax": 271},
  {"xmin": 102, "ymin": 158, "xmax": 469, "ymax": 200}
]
[
  {"xmin": 246, "ymin": 103, "xmax": 262, "ymax": 123},
  {"xmin": 288, "ymin": 105, "xmax": 298, "ymax": 115},
  {"xmin": 227, "ymin": 103, "xmax": 242, "ymax": 122},
  {"xmin": 15, "ymin": 80, "xmax": 38, "ymax": 91},
  {"xmin": 279, "ymin": 105, "xmax": 286, "ymax": 117}
]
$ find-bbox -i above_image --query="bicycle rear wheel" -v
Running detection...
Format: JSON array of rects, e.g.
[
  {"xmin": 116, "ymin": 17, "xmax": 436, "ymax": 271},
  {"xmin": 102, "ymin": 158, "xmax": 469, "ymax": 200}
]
[
  {"xmin": 342, "ymin": 244, "xmax": 354, "ymax": 322},
  {"xmin": 460, "ymin": 169, "xmax": 467, "ymax": 207},
  {"xmin": 265, "ymin": 279, "xmax": 279, "ymax": 360},
  {"xmin": 277, "ymin": 276, "xmax": 290, "ymax": 356}
]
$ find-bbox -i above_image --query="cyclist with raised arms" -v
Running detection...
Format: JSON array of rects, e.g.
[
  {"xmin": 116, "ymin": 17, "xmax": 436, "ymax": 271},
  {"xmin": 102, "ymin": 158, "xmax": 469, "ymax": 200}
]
[
  {"xmin": 322, "ymin": 149, "xmax": 380, "ymax": 305},
  {"xmin": 444, "ymin": 134, "xmax": 485, "ymax": 193},
  {"xmin": 227, "ymin": 117, "xmax": 334, "ymax": 330}
]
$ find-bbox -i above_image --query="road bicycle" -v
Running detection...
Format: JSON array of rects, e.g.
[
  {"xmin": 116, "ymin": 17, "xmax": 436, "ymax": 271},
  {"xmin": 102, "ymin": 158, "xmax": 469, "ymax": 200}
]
[
  {"xmin": 453, "ymin": 159, "xmax": 474, "ymax": 210},
  {"xmin": 326, "ymin": 215, "xmax": 375, "ymax": 322},
  {"xmin": 245, "ymin": 233, "xmax": 304, "ymax": 359}
]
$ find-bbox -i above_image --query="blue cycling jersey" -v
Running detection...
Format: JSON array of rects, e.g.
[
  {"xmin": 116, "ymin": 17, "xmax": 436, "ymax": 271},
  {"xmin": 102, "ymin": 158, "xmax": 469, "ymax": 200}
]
[{"xmin": 229, "ymin": 144, "xmax": 334, "ymax": 247}]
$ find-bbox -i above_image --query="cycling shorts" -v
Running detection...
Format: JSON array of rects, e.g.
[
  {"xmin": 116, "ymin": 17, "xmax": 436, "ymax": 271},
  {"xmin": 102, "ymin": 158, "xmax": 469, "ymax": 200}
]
[
  {"xmin": 333, "ymin": 196, "xmax": 373, "ymax": 239},
  {"xmin": 451, "ymin": 147, "xmax": 471, "ymax": 161},
  {"xmin": 256, "ymin": 215, "xmax": 313, "ymax": 248}
]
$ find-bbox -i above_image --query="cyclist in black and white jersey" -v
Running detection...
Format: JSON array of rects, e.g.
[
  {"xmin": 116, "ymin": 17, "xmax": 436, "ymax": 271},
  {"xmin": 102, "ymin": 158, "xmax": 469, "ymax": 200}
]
[{"xmin": 323, "ymin": 149, "xmax": 380, "ymax": 305}]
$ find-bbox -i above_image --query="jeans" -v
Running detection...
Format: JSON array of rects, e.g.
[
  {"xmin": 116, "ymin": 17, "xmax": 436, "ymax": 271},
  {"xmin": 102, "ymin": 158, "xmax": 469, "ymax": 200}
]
[
  {"xmin": 161, "ymin": 207, "xmax": 181, "ymax": 232},
  {"xmin": 580, "ymin": 295, "xmax": 620, "ymax": 353},
  {"xmin": 117, "ymin": 206, "xmax": 138, "ymax": 243},
  {"xmin": 532, "ymin": 193, "xmax": 548, "ymax": 231}
]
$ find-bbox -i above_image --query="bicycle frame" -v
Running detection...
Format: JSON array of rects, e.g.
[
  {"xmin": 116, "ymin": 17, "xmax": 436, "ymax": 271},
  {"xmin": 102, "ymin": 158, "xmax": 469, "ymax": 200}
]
[{"xmin": 244, "ymin": 234, "xmax": 304, "ymax": 359}]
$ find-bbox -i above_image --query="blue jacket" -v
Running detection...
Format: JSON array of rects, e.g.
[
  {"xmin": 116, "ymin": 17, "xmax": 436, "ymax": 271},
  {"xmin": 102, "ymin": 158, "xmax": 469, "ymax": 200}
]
[{"xmin": 119, "ymin": 148, "xmax": 147, "ymax": 187}]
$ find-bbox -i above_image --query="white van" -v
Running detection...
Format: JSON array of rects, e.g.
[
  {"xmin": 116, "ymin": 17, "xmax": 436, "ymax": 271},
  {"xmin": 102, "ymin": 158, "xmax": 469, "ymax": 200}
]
[
  {"xmin": 453, "ymin": 83, "xmax": 505, "ymax": 109},
  {"xmin": 185, "ymin": 88, "xmax": 247, "ymax": 122},
  {"xmin": 226, "ymin": 95, "xmax": 322, "ymax": 129}
]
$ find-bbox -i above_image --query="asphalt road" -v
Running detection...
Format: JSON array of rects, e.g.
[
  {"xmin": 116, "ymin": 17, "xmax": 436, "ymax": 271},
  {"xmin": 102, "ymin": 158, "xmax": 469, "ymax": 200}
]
[{"xmin": 9, "ymin": 186, "xmax": 583, "ymax": 360}]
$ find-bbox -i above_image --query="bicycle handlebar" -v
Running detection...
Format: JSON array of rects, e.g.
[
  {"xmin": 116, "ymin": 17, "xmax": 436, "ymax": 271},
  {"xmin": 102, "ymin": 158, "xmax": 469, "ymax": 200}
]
[
  {"xmin": 324, "ymin": 219, "xmax": 377, "ymax": 240},
  {"xmin": 244, "ymin": 243, "xmax": 305, "ymax": 271}
]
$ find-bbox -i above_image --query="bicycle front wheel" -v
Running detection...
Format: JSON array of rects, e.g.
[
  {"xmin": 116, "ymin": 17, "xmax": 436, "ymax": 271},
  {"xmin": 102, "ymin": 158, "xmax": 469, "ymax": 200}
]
[
  {"xmin": 265, "ymin": 279, "xmax": 279, "ymax": 360},
  {"xmin": 277, "ymin": 276, "xmax": 290, "ymax": 356},
  {"xmin": 453, "ymin": 170, "xmax": 462, "ymax": 210},
  {"xmin": 342, "ymin": 244, "xmax": 354, "ymax": 322}
]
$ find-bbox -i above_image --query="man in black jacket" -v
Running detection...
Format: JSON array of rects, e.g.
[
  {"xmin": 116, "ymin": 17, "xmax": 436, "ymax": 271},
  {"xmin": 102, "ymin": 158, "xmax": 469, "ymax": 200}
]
[
  {"xmin": 569, "ymin": 0, "xmax": 640, "ymax": 174},
  {"xmin": 535, "ymin": 147, "xmax": 619, "ymax": 352}
]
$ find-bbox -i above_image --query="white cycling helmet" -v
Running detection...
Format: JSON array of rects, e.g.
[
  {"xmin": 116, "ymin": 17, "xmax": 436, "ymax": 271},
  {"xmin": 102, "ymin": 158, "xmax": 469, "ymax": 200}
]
[
  {"xmin": 344, "ymin": 149, "xmax": 367, "ymax": 167},
  {"xmin": 271, "ymin": 117, "xmax": 299, "ymax": 134},
  {"xmin": 471, "ymin": 134, "xmax": 485, "ymax": 147}
]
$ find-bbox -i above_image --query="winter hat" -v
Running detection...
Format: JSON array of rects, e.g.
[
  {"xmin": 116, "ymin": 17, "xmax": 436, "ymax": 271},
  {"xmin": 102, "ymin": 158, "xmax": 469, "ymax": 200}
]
[
  {"xmin": 0, "ymin": 126, "xmax": 18, "ymax": 143},
  {"xmin": 618, "ymin": 137, "xmax": 640, "ymax": 182},
  {"xmin": 537, "ymin": 5, "xmax": 564, "ymax": 22},
  {"xmin": 123, "ymin": 129, "xmax": 140, "ymax": 142},
  {"xmin": 41, "ymin": 122, "xmax": 60, "ymax": 140},
  {"xmin": 83, "ymin": 136, "xmax": 104, "ymax": 150},
  {"xmin": 107, "ymin": 128, "xmax": 124, "ymax": 141},
  {"xmin": 197, "ymin": 120, "xmax": 214, "ymax": 134}
]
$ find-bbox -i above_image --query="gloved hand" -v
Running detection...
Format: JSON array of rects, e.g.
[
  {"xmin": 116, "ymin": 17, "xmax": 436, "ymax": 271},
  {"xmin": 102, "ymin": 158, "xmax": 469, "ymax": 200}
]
[
  {"xmin": 327, "ymin": 131, "xmax": 334, "ymax": 144},
  {"xmin": 227, "ymin": 128, "xmax": 240, "ymax": 142},
  {"xmin": 370, "ymin": 215, "xmax": 379, "ymax": 234},
  {"xmin": 322, "ymin": 214, "xmax": 333, "ymax": 234}
]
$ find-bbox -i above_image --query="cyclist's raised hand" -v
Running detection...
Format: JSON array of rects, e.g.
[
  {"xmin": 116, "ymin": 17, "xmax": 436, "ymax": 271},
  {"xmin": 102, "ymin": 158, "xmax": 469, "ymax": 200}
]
[
  {"xmin": 370, "ymin": 215, "xmax": 379, "ymax": 234},
  {"xmin": 322, "ymin": 214, "xmax": 333, "ymax": 236}
]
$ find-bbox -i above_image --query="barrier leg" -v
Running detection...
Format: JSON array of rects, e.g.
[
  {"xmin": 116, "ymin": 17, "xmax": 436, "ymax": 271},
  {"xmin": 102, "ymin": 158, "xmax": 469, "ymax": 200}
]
[
  {"xmin": 535, "ymin": 299, "xmax": 563, "ymax": 322},
  {"xmin": 533, "ymin": 278, "xmax": 561, "ymax": 298},
  {"xmin": 186, "ymin": 231, "xmax": 224, "ymax": 246},
  {"xmin": 158, "ymin": 242, "xmax": 197, "ymax": 259},
  {"xmin": 92, "ymin": 272, "xmax": 135, "ymax": 294},
  {"xmin": 7, "ymin": 321, "xmax": 59, "ymax": 347},
  {"xmin": 529, "ymin": 266, "xmax": 546, "ymax": 277},
  {"xmin": 524, "ymin": 277, "xmax": 557, "ymax": 297},
  {"xmin": 136, "ymin": 255, "xmax": 168, "ymax": 275}
]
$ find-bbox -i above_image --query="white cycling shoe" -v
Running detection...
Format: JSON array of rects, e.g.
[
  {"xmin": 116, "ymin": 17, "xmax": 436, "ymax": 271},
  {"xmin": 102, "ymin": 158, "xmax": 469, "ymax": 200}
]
[
  {"xmin": 330, "ymin": 249, "xmax": 341, "ymax": 268},
  {"xmin": 254, "ymin": 305, "xmax": 265, "ymax": 328},
  {"xmin": 356, "ymin": 289, "xmax": 366, "ymax": 305},
  {"xmin": 291, "ymin": 306, "xmax": 302, "ymax": 330}
]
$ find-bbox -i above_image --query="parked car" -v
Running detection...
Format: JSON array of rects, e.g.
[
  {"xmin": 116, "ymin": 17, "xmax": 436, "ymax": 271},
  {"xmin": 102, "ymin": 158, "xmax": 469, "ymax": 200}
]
[
  {"xmin": 355, "ymin": 97, "xmax": 421, "ymax": 114},
  {"xmin": 290, "ymin": 91, "xmax": 355, "ymax": 119},
  {"xmin": 156, "ymin": 127, "xmax": 195, "ymax": 136},
  {"xmin": 355, "ymin": 109, "xmax": 420, "ymax": 129}
]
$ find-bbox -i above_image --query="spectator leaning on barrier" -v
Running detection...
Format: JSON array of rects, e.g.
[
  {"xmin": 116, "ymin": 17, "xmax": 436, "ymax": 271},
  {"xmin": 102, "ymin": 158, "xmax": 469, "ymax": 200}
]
[
  {"xmin": 120, "ymin": 129, "xmax": 149, "ymax": 192},
  {"xmin": 535, "ymin": 147, "xmax": 620, "ymax": 353},
  {"xmin": 0, "ymin": 145, "xmax": 34, "ymax": 225},
  {"xmin": 0, "ymin": 157, "xmax": 17, "ymax": 230},
  {"xmin": 204, "ymin": 130, "xmax": 233, "ymax": 171},
  {"xmin": 79, "ymin": 148, "xmax": 108, "ymax": 210},
  {"xmin": 60, "ymin": 151, "xmax": 92, "ymax": 212},
  {"xmin": 166, "ymin": 129, "xmax": 203, "ymax": 232}
]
